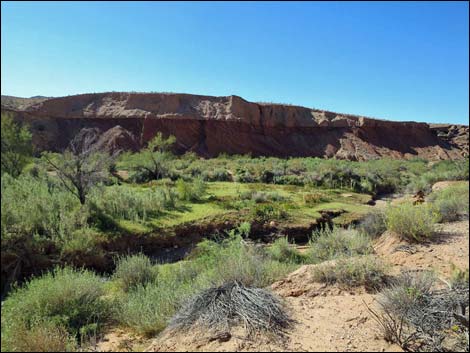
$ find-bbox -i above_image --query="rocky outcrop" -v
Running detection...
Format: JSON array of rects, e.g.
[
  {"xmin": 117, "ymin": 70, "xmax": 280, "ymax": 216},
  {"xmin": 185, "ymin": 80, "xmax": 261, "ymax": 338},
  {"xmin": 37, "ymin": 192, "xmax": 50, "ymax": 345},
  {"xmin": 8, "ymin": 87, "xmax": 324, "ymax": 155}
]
[
  {"xmin": 429, "ymin": 124, "xmax": 469, "ymax": 158},
  {"xmin": 2, "ymin": 92, "xmax": 468, "ymax": 160}
]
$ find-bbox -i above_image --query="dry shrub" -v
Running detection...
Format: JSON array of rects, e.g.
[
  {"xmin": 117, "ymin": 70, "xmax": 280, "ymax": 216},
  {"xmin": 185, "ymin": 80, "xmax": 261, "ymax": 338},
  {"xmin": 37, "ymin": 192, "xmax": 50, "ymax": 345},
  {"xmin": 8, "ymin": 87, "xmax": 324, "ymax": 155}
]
[
  {"xmin": 367, "ymin": 271, "xmax": 469, "ymax": 352},
  {"xmin": 169, "ymin": 281, "xmax": 292, "ymax": 337}
]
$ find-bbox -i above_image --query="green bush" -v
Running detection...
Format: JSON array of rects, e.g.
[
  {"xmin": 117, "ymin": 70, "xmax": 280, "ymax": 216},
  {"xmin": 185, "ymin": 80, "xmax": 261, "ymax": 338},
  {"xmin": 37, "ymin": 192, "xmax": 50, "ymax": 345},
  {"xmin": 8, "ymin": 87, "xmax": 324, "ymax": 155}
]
[
  {"xmin": 113, "ymin": 254, "xmax": 157, "ymax": 292},
  {"xmin": 1, "ymin": 174, "xmax": 81, "ymax": 242},
  {"xmin": 89, "ymin": 184, "xmax": 166, "ymax": 222},
  {"xmin": 115, "ymin": 261, "xmax": 198, "ymax": 336},
  {"xmin": 1, "ymin": 320, "xmax": 77, "ymax": 352},
  {"xmin": 1, "ymin": 267, "xmax": 110, "ymax": 350},
  {"xmin": 175, "ymin": 178, "xmax": 207, "ymax": 201},
  {"xmin": 385, "ymin": 202, "xmax": 439, "ymax": 242},
  {"xmin": 267, "ymin": 237, "xmax": 305, "ymax": 264},
  {"xmin": 311, "ymin": 255, "xmax": 387, "ymax": 289},
  {"xmin": 1, "ymin": 113, "xmax": 33, "ymax": 178},
  {"xmin": 307, "ymin": 228, "xmax": 372, "ymax": 264},
  {"xmin": 428, "ymin": 183, "xmax": 469, "ymax": 222},
  {"xmin": 250, "ymin": 204, "xmax": 288, "ymax": 223},
  {"xmin": 357, "ymin": 211, "xmax": 387, "ymax": 238}
]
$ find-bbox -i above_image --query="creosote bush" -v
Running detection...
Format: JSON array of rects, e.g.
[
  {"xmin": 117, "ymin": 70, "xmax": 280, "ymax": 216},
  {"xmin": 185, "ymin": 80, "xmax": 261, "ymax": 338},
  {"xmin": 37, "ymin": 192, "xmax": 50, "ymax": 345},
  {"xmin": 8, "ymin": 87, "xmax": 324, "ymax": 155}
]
[{"xmin": 385, "ymin": 202, "xmax": 439, "ymax": 242}]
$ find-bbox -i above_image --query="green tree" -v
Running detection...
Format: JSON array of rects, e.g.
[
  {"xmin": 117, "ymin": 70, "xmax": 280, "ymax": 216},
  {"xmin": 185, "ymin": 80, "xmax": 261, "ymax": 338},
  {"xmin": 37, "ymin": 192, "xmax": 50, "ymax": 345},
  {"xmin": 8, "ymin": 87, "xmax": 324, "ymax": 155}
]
[
  {"xmin": 1, "ymin": 113, "xmax": 33, "ymax": 177},
  {"xmin": 125, "ymin": 132, "xmax": 176, "ymax": 181}
]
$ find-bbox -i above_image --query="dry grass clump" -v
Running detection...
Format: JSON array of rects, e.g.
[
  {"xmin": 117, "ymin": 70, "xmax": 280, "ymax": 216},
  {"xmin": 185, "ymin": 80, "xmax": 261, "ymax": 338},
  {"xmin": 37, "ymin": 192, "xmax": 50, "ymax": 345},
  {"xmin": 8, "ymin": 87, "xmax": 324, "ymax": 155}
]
[
  {"xmin": 367, "ymin": 270, "xmax": 469, "ymax": 352},
  {"xmin": 169, "ymin": 281, "xmax": 292, "ymax": 336}
]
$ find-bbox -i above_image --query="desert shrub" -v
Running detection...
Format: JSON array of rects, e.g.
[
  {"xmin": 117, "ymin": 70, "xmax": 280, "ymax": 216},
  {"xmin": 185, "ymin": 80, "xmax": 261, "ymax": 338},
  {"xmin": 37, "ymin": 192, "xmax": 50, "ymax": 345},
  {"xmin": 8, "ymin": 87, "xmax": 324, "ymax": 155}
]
[
  {"xmin": 169, "ymin": 281, "xmax": 291, "ymax": 336},
  {"xmin": 1, "ymin": 267, "xmax": 111, "ymax": 350},
  {"xmin": 116, "ymin": 279, "xmax": 192, "ymax": 337},
  {"xmin": 1, "ymin": 174, "xmax": 81, "ymax": 242},
  {"xmin": 357, "ymin": 211, "xmax": 387, "ymax": 238},
  {"xmin": 116, "ymin": 225, "xmax": 296, "ymax": 336},
  {"xmin": 175, "ymin": 178, "xmax": 207, "ymax": 202},
  {"xmin": 1, "ymin": 320, "xmax": 77, "ymax": 352},
  {"xmin": 303, "ymin": 192, "xmax": 329, "ymax": 205},
  {"xmin": 250, "ymin": 204, "xmax": 288, "ymax": 223},
  {"xmin": 201, "ymin": 168, "xmax": 231, "ymax": 181},
  {"xmin": 115, "ymin": 261, "xmax": 198, "ymax": 336},
  {"xmin": 385, "ymin": 202, "xmax": 439, "ymax": 242},
  {"xmin": 89, "ymin": 184, "xmax": 168, "ymax": 222},
  {"xmin": 450, "ymin": 264, "xmax": 469, "ymax": 289},
  {"xmin": 191, "ymin": 224, "xmax": 293, "ymax": 288},
  {"xmin": 311, "ymin": 255, "xmax": 387, "ymax": 289},
  {"xmin": 59, "ymin": 228, "xmax": 106, "ymax": 268},
  {"xmin": 239, "ymin": 190, "xmax": 285, "ymax": 203},
  {"xmin": 234, "ymin": 169, "xmax": 256, "ymax": 183},
  {"xmin": 267, "ymin": 237, "xmax": 305, "ymax": 264},
  {"xmin": 428, "ymin": 183, "xmax": 469, "ymax": 222},
  {"xmin": 307, "ymin": 228, "xmax": 372, "ymax": 264},
  {"xmin": 1, "ymin": 112, "xmax": 33, "ymax": 177},
  {"xmin": 123, "ymin": 133, "xmax": 176, "ymax": 183},
  {"xmin": 368, "ymin": 271, "xmax": 469, "ymax": 352},
  {"xmin": 113, "ymin": 254, "xmax": 156, "ymax": 292}
]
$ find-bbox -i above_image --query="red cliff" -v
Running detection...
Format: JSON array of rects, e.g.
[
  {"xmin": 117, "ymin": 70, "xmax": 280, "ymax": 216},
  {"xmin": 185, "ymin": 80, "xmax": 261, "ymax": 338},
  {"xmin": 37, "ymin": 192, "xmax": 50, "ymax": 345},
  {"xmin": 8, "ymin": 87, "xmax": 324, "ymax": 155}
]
[{"xmin": 2, "ymin": 92, "xmax": 468, "ymax": 160}]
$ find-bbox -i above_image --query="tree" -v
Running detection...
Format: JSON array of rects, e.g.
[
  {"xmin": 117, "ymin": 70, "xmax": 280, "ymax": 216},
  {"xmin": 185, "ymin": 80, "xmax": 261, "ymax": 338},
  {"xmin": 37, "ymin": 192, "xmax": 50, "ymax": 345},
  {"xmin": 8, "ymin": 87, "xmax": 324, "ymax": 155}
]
[
  {"xmin": 42, "ymin": 129, "xmax": 114, "ymax": 205},
  {"xmin": 1, "ymin": 113, "xmax": 33, "ymax": 177},
  {"xmin": 125, "ymin": 132, "xmax": 176, "ymax": 181}
]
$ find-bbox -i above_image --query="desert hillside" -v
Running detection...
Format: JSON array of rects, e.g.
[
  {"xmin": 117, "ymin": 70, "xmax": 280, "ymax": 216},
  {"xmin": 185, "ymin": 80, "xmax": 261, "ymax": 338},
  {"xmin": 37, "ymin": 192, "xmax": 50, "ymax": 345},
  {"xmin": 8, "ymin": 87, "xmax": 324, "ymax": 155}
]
[{"xmin": 2, "ymin": 92, "xmax": 468, "ymax": 160}]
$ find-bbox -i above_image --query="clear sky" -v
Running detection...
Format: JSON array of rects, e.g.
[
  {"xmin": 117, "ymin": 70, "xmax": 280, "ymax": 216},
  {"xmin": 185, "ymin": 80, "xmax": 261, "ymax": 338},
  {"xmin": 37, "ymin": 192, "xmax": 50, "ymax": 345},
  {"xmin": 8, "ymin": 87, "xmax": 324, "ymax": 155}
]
[{"xmin": 1, "ymin": 1, "xmax": 469, "ymax": 124}]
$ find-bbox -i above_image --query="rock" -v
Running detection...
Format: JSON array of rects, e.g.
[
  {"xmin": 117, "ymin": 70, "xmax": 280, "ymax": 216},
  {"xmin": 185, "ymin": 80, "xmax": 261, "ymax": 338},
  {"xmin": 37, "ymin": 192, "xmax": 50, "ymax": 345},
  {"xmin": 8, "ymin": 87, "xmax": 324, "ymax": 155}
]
[{"xmin": 3, "ymin": 92, "xmax": 467, "ymax": 160}]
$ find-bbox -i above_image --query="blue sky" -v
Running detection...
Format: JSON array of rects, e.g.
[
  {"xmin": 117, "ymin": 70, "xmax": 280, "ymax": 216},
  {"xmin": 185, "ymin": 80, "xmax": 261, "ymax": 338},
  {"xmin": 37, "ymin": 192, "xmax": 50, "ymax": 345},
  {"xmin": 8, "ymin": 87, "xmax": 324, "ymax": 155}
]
[{"xmin": 1, "ymin": 1, "xmax": 469, "ymax": 124}]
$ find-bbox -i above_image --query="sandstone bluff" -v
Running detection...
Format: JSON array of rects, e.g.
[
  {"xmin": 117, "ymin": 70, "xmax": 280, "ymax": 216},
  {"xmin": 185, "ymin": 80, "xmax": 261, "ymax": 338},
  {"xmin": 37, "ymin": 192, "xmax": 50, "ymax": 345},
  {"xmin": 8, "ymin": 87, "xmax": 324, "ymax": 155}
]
[{"xmin": 1, "ymin": 92, "xmax": 468, "ymax": 160}]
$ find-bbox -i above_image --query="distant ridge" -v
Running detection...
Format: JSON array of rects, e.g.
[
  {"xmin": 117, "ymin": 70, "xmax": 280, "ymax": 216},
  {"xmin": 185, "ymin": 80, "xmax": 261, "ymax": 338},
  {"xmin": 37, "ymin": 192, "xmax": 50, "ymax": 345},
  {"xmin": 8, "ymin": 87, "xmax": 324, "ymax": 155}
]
[{"xmin": 1, "ymin": 92, "xmax": 468, "ymax": 160}]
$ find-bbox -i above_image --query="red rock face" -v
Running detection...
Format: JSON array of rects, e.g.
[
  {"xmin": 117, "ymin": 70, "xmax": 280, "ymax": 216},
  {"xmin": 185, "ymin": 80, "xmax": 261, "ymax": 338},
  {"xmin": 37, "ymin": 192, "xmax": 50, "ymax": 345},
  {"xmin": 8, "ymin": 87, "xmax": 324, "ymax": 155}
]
[{"xmin": 2, "ymin": 92, "xmax": 468, "ymax": 160}]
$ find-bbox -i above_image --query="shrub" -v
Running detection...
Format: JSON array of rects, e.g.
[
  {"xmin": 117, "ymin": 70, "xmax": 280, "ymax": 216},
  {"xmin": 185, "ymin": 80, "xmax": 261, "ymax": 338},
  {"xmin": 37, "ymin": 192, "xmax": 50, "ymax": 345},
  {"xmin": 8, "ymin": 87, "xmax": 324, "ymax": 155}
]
[
  {"xmin": 1, "ymin": 174, "xmax": 81, "ymax": 242},
  {"xmin": 250, "ymin": 204, "xmax": 288, "ymax": 223},
  {"xmin": 90, "ymin": 184, "xmax": 167, "ymax": 222},
  {"xmin": 303, "ymin": 192, "xmax": 328, "ymax": 205},
  {"xmin": 60, "ymin": 228, "xmax": 106, "ymax": 268},
  {"xmin": 267, "ymin": 237, "xmax": 305, "ymax": 264},
  {"xmin": 116, "ymin": 262, "xmax": 197, "ymax": 336},
  {"xmin": 428, "ymin": 183, "xmax": 469, "ymax": 222},
  {"xmin": 1, "ymin": 320, "xmax": 77, "ymax": 352},
  {"xmin": 307, "ymin": 228, "xmax": 372, "ymax": 264},
  {"xmin": 357, "ymin": 211, "xmax": 387, "ymax": 238},
  {"xmin": 311, "ymin": 255, "xmax": 387, "ymax": 289},
  {"xmin": 175, "ymin": 178, "xmax": 207, "ymax": 201},
  {"xmin": 113, "ymin": 254, "xmax": 156, "ymax": 292},
  {"xmin": 1, "ymin": 267, "xmax": 110, "ymax": 350},
  {"xmin": 385, "ymin": 202, "xmax": 439, "ymax": 242},
  {"xmin": 169, "ymin": 281, "xmax": 291, "ymax": 336},
  {"xmin": 368, "ymin": 271, "xmax": 469, "ymax": 352},
  {"xmin": 1, "ymin": 112, "xmax": 33, "ymax": 177}
]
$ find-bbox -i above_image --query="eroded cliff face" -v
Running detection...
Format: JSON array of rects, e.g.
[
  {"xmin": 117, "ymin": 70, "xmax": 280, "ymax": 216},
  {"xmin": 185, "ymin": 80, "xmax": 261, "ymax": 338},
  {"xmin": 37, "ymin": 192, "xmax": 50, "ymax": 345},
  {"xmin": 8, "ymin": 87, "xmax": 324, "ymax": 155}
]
[{"xmin": 2, "ymin": 92, "xmax": 468, "ymax": 160}]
